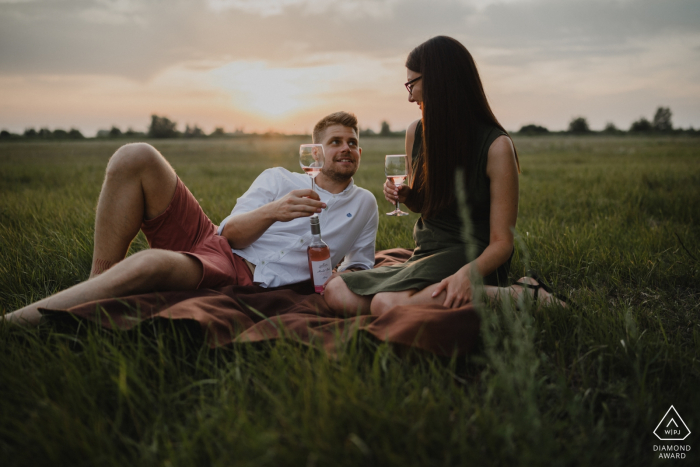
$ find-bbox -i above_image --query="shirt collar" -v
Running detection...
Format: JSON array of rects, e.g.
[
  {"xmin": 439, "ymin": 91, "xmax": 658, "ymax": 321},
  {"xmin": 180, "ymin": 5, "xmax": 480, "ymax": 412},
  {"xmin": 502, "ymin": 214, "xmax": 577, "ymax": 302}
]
[{"xmin": 315, "ymin": 178, "xmax": 355, "ymax": 196}]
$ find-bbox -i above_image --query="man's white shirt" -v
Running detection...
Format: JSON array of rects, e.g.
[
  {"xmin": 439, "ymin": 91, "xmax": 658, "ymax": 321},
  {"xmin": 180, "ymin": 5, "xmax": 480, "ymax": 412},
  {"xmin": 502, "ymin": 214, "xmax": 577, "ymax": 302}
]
[{"xmin": 217, "ymin": 168, "xmax": 379, "ymax": 288}]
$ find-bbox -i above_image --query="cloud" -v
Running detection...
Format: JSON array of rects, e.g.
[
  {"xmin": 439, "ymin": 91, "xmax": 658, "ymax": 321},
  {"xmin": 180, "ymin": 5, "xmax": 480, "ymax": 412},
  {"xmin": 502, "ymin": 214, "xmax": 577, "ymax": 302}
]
[
  {"xmin": 470, "ymin": 0, "xmax": 700, "ymax": 56},
  {"xmin": 79, "ymin": 0, "xmax": 145, "ymax": 25},
  {"xmin": 0, "ymin": 0, "xmax": 697, "ymax": 80},
  {"xmin": 1, "ymin": 0, "xmax": 699, "ymax": 132},
  {"xmin": 207, "ymin": 0, "xmax": 402, "ymax": 18}
]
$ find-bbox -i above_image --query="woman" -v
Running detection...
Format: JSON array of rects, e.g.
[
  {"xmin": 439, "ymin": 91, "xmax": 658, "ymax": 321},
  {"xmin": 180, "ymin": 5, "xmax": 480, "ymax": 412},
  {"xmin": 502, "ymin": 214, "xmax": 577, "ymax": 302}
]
[{"xmin": 324, "ymin": 36, "xmax": 565, "ymax": 315}]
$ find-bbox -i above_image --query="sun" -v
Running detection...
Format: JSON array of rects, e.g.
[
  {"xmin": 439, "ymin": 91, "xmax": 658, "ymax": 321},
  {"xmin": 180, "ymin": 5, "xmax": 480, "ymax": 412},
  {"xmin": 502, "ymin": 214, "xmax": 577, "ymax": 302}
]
[{"xmin": 209, "ymin": 61, "xmax": 332, "ymax": 119}]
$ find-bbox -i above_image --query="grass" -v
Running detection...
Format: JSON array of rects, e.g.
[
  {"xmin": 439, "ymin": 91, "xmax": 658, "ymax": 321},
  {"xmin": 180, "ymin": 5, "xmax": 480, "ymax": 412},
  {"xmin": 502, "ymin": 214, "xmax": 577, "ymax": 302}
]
[{"xmin": 1, "ymin": 136, "xmax": 699, "ymax": 466}]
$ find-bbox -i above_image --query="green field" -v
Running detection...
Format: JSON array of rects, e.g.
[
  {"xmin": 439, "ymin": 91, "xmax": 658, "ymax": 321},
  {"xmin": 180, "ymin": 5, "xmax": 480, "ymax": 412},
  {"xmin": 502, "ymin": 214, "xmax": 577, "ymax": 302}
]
[{"xmin": 1, "ymin": 136, "xmax": 699, "ymax": 465}]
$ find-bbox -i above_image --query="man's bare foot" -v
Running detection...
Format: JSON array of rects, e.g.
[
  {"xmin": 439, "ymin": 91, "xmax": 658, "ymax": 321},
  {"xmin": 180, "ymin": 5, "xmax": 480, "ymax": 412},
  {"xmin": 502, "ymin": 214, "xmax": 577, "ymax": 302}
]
[{"xmin": 511, "ymin": 276, "xmax": 568, "ymax": 309}]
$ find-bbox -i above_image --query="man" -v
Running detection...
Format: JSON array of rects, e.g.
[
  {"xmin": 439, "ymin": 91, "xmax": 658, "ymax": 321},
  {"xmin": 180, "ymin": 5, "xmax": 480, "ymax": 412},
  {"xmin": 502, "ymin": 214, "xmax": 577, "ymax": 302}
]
[{"xmin": 5, "ymin": 111, "xmax": 378, "ymax": 326}]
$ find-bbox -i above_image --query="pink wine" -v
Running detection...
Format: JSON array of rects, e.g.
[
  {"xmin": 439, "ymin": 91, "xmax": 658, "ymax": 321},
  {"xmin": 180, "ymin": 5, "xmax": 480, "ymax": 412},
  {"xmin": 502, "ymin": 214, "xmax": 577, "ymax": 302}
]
[
  {"xmin": 307, "ymin": 217, "xmax": 332, "ymax": 293},
  {"xmin": 388, "ymin": 175, "xmax": 406, "ymax": 185},
  {"xmin": 303, "ymin": 167, "xmax": 321, "ymax": 179}
]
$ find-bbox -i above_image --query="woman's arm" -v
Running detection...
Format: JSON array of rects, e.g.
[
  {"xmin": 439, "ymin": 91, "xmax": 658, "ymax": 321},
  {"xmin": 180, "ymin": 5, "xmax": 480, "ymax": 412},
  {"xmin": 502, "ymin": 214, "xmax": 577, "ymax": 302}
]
[
  {"xmin": 432, "ymin": 135, "xmax": 519, "ymax": 307},
  {"xmin": 384, "ymin": 119, "xmax": 421, "ymax": 212}
]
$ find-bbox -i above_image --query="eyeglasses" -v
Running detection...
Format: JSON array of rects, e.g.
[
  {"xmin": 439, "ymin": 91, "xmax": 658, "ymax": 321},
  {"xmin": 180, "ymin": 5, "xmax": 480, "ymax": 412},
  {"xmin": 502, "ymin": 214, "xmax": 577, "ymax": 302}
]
[{"xmin": 404, "ymin": 76, "xmax": 422, "ymax": 94}]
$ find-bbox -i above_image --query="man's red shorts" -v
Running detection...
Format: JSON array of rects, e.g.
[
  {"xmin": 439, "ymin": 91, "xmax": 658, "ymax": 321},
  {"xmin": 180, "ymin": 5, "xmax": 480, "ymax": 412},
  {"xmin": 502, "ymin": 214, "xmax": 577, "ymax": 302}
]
[{"xmin": 140, "ymin": 178, "xmax": 254, "ymax": 289}]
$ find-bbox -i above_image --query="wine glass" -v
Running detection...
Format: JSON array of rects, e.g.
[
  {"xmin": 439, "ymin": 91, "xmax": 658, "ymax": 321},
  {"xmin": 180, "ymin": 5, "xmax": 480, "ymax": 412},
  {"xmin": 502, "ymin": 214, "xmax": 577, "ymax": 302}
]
[
  {"xmin": 300, "ymin": 144, "xmax": 325, "ymax": 217},
  {"xmin": 385, "ymin": 154, "xmax": 408, "ymax": 216},
  {"xmin": 299, "ymin": 144, "xmax": 325, "ymax": 193}
]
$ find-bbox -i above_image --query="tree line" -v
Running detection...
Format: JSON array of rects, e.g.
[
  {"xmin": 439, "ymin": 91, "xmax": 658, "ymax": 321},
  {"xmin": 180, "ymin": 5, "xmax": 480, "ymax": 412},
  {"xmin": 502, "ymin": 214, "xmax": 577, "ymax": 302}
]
[
  {"xmin": 518, "ymin": 107, "xmax": 697, "ymax": 135},
  {"xmin": 2, "ymin": 108, "xmax": 697, "ymax": 141}
]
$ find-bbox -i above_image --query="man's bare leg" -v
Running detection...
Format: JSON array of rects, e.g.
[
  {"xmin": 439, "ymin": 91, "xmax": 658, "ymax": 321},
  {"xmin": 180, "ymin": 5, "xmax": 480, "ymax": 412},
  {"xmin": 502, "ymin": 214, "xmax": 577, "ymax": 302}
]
[
  {"xmin": 5, "ymin": 249, "xmax": 203, "ymax": 327},
  {"xmin": 90, "ymin": 143, "xmax": 178, "ymax": 277},
  {"xmin": 3, "ymin": 143, "xmax": 188, "ymax": 327}
]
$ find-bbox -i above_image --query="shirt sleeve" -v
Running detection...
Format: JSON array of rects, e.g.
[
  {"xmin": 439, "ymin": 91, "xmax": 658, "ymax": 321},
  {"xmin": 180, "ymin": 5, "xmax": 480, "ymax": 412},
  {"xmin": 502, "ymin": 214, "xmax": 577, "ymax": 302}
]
[
  {"xmin": 337, "ymin": 193, "xmax": 379, "ymax": 271},
  {"xmin": 217, "ymin": 169, "xmax": 280, "ymax": 235}
]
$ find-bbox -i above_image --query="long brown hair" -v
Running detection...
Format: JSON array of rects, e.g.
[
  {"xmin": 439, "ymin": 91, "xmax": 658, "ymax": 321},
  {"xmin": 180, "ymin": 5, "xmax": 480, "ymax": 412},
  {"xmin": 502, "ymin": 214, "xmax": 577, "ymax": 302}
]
[{"xmin": 406, "ymin": 36, "xmax": 519, "ymax": 218}]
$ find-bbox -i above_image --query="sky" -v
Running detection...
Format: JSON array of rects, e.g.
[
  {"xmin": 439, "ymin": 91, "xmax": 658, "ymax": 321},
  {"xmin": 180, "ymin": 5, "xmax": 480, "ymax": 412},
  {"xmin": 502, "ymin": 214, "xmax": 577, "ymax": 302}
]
[{"xmin": 1, "ymin": 0, "xmax": 699, "ymax": 136}]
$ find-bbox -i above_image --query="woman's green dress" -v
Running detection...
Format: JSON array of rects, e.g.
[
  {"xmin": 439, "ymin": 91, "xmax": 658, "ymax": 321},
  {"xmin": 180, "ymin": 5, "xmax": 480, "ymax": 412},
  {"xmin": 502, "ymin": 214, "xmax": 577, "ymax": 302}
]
[{"xmin": 341, "ymin": 121, "xmax": 512, "ymax": 295}]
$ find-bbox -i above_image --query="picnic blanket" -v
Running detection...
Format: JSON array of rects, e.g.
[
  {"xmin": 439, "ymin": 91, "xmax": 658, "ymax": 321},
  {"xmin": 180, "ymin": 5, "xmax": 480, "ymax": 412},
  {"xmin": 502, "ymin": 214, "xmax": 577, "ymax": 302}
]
[{"xmin": 40, "ymin": 249, "xmax": 481, "ymax": 357}]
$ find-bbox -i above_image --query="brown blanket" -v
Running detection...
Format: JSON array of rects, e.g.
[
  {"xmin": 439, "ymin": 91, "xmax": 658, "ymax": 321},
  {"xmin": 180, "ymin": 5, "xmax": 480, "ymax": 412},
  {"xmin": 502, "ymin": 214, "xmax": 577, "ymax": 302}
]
[{"xmin": 41, "ymin": 249, "xmax": 480, "ymax": 357}]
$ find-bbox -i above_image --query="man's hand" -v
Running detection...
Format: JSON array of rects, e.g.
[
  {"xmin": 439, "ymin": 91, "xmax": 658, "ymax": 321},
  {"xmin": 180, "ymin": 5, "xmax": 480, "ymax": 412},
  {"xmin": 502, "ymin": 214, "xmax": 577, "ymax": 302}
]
[
  {"xmin": 271, "ymin": 189, "xmax": 326, "ymax": 222},
  {"xmin": 431, "ymin": 264, "xmax": 473, "ymax": 308},
  {"xmin": 383, "ymin": 179, "xmax": 410, "ymax": 206},
  {"xmin": 222, "ymin": 189, "xmax": 326, "ymax": 249}
]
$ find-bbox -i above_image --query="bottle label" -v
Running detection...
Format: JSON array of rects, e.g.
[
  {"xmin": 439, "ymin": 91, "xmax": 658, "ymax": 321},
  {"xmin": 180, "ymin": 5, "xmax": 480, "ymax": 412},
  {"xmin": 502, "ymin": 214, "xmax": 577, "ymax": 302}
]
[{"xmin": 311, "ymin": 258, "xmax": 333, "ymax": 293}]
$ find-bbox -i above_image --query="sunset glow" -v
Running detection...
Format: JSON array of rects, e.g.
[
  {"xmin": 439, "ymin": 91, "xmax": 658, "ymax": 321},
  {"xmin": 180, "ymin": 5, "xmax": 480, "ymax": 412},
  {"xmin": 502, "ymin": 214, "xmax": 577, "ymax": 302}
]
[
  {"xmin": 210, "ymin": 61, "xmax": 336, "ymax": 118},
  {"xmin": 0, "ymin": 0, "xmax": 698, "ymax": 135}
]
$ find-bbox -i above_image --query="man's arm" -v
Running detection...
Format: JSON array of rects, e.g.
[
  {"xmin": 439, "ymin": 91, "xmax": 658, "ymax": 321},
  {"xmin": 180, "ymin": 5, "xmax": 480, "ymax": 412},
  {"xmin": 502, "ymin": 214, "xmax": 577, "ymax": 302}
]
[
  {"xmin": 219, "ymin": 169, "xmax": 326, "ymax": 249},
  {"xmin": 221, "ymin": 190, "xmax": 325, "ymax": 249}
]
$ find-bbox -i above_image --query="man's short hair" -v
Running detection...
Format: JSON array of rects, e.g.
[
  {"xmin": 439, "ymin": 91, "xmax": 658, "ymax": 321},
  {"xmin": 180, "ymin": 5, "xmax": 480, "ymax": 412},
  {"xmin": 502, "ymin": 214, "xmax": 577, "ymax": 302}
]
[{"xmin": 313, "ymin": 111, "xmax": 359, "ymax": 143}]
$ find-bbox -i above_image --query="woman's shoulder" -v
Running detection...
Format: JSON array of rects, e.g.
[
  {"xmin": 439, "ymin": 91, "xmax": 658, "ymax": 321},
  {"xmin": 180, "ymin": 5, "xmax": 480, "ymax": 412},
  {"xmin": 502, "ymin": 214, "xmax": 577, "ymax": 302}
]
[
  {"xmin": 407, "ymin": 119, "xmax": 421, "ymax": 134},
  {"xmin": 487, "ymin": 134, "xmax": 515, "ymax": 159},
  {"xmin": 485, "ymin": 134, "xmax": 517, "ymax": 178},
  {"xmin": 477, "ymin": 123, "xmax": 507, "ymax": 140},
  {"xmin": 477, "ymin": 124, "xmax": 509, "ymax": 156}
]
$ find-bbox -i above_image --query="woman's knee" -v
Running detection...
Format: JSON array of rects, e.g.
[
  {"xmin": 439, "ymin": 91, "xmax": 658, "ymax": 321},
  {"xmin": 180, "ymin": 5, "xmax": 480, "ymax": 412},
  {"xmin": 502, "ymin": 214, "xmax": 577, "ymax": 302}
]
[
  {"xmin": 324, "ymin": 277, "xmax": 370, "ymax": 315},
  {"xmin": 370, "ymin": 292, "xmax": 393, "ymax": 316},
  {"xmin": 106, "ymin": 143, "xmax": 164, "ymax": 178},
  {"xmin": 323, "ymin": 276, "xmax": 348, "ymax": 310}
]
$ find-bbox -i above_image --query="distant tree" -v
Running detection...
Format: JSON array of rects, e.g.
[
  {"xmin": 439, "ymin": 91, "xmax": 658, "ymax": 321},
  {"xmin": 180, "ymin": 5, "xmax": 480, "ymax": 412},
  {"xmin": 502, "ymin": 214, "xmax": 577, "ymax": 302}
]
[
  {"xmin": 1, "ymin": 130, "xmax": 20, "ymax": 140},
  {"xmin": 68, "ymin": 128, "xmax": 85, "ymax": 139},
  {"xmin": 184, "ymin": 124, "xmax": 205, "ymax": 138},
  {"xmin": 23, "ymin": 128, "xmax": 37, "ymax": 138},
  {"xmin": 38, "ymin": 128, "xmax": 52, "ymax": 139},
  {"xmin": 603, "ymin": 122, "xmax": 622, "ymax": 134},
  {"xmin": 380, "ymin": 121, "xmax": 391, "ymax": 136},
  {"xmin": 359, "ymin": 127, "xmax": 376, "ymax": 137},
  {"xmin": 109, "ymin": 126, "xmax": 122, "ymax": 137},
  {"xmin": 652, "ymin": 106, "xmax": 673, "ymax": 132},
  {"xmin": 629, "ymin": 117, "xmax": 652, "ymax": 133},
  {"xmin": 52, "ymin": 129, "xmax": 69, "ymax": 139},
  {"xmin": 148, "ymin": 115, "xmax": 178, "ymax": 138},
  {"xmin": 518, "ymin": 124, "xmax": 549, "ymax": 135},
  {"xmin": 125, "ymin": 128, "xmax": 145, "ymax": 137},
  {"xmin": 568, "ymin": 117, "xmax": 591, "ymax": 134},
  {"xmin": 210, "ymin": 127, "xmax": 225, "ymax": 137}
]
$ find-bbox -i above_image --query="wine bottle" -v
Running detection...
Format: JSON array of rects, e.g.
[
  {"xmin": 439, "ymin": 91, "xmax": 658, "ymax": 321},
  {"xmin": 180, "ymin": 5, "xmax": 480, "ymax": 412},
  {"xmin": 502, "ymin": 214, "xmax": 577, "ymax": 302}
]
[{"xmin": 307, "ymin": 217, "xmax": 332, "ymax": 293}]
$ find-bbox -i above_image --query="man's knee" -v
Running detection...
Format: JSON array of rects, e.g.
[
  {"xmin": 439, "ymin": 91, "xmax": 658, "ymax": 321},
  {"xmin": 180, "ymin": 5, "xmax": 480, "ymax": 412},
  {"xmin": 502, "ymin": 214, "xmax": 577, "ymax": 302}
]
[
  {"xmin": 127, "ymin": 250, "xmax": 202, "ymax": 290},
  {"xmin": 120, "ymin": 249, "xmax": 171, "ymax": 287},
  {"xmin": 106, "ymin": 143, "xmax": 165, "ymax": 179}
]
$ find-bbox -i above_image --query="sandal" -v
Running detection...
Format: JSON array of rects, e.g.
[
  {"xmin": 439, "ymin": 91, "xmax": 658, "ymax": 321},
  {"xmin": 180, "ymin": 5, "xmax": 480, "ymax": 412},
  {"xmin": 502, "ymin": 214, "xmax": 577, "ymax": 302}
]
[{"xmin": 513, "ymin": 271, "xmax": 569, "ymax": 306}]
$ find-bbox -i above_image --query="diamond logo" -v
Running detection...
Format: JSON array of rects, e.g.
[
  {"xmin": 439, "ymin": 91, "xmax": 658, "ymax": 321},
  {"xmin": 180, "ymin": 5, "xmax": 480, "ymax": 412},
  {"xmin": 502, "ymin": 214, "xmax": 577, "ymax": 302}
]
[{"xmin": 654, "ymin": 406, "xmax": 691, "ymax": 441}]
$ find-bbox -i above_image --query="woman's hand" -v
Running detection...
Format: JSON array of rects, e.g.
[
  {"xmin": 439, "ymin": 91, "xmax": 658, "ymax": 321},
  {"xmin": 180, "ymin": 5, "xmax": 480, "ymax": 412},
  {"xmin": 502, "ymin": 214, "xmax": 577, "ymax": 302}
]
[
  {"xmin": 383, "ymin": 179, "xmax": 411, "ymax": 206},
  {"xmin": 431, "ymin": 264, "xmax": 473, "ymax": 308}
]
